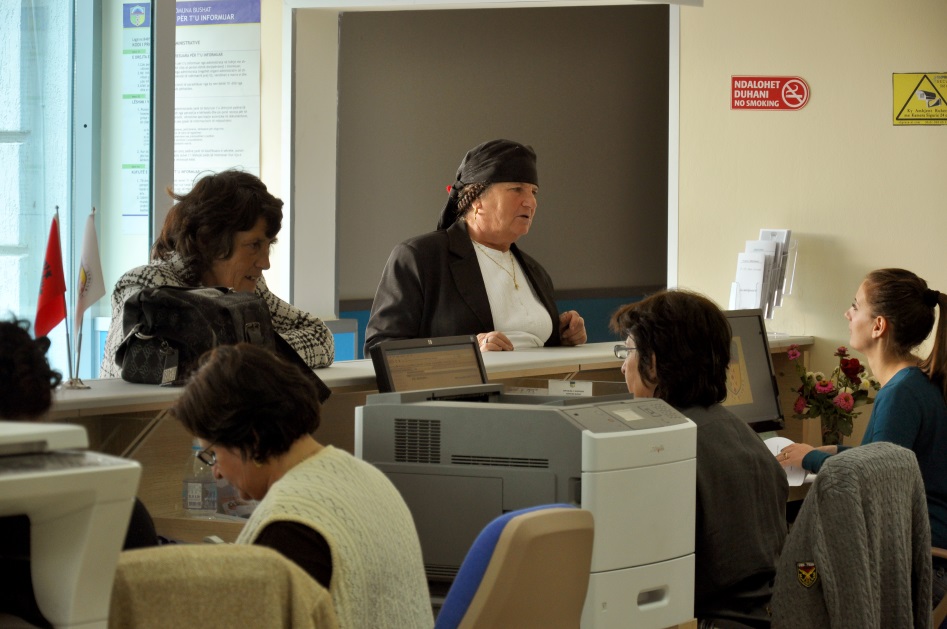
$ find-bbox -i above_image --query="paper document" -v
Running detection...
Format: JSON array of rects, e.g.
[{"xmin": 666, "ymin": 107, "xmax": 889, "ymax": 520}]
[
  {"xmin": 764, "ymin": 436, "xmax": 808, "ymax": 486},
  {"xmin": 730, "ymin": 252, "xmax": 766, "ymax": 310},
  {"xmin": 758, "ymin": 229, "xmax": 792, "ymax": 307},
  {"xmin": 744, "ymin": 240, "xmax": 777, "ymax": 317}
]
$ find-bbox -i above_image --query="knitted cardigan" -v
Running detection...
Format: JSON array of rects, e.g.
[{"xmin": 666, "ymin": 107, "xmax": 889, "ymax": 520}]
[
  {"xmin": 237, "ymin": 446, "xmax": 434, "ymax": 629},
  {"xmin": 771, "ymin": 442, "xmax": 932, "ymax": 628},
  {"xmin": 100, "ymin": 252, "xmax": 333, "ymax": 377}
]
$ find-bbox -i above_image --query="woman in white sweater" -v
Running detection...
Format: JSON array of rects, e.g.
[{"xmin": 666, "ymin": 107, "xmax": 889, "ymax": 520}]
[{"xmin": 172, "ymin": 343, "xmax": 433, "ymax": 629}]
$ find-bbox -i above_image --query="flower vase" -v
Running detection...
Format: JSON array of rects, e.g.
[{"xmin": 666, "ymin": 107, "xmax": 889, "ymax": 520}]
[{"xmin": 821, "ymin": 423, "xmax": 843, "ymax": 446}]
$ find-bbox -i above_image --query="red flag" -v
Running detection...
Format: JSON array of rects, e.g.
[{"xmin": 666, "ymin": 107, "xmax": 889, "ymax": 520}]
[{"xmin": 35, "ymin": 214, "xmax": 67, "ymax": 338}]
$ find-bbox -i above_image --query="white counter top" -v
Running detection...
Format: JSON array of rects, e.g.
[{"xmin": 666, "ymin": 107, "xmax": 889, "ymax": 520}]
[
  {"xmin": 766, "ymin": 334, "xmax": 814, "ymax": 350},
  {"xmin": 52, "ymin": 338, "xmax": 813, "ymax": 415}
]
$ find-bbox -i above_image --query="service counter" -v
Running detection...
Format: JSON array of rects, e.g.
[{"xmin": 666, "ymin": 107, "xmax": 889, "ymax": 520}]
[{"xmin": 46, "ymin": 337, "xmax": 814, "ymax": 544}]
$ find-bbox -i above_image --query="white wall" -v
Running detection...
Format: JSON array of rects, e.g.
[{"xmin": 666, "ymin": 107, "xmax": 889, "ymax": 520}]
[{"xmin": 678, "ymin": 0, "xmax": 947, "ymax": 371}]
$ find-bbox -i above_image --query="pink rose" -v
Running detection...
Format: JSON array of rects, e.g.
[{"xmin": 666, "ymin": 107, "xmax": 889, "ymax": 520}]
[
  {"xmin": 835, "ymin": 346, "xmax": 849, "ymax": 358},
  {"xmin": 815, "ymin": 380, "xmax": 835, "ymax": 394},
  {"xmin": 793, "ymin": 395, "xmax": 807, "ymax": 414},
  {"xmin": 833, "ymin": 391, "xmax": 855, "ymax": 413},
  {"xmin": 787, "ymin": 347, "xmax": 801, "ymax": 361}
]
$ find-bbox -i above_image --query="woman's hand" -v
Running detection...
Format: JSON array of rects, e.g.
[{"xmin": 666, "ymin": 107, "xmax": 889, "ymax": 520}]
[
  {"xmin": 477, "ymin": 332, "xmax": 513, "ymax": 352},
  {"xmin": 777, "ymin": 443, "xmax": 836, "ymax": 468},
  {"xmin": 559, "ymin": 311, "xmax": 587, "ymax": 346}
]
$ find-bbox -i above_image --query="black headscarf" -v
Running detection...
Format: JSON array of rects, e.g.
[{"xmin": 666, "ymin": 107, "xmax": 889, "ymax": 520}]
[{"xmin": 436, "ymin": 139, "xmax": 538, "ymax": 230}]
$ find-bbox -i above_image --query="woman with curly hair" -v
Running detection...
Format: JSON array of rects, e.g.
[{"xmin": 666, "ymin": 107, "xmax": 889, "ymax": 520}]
[
  {"xmin": 0, "ymin": 319, "xmax": 62, "ymax": 419},
  {"xmin": 100, "ymin": 170, "xmax": 333, "ymax": 378}
]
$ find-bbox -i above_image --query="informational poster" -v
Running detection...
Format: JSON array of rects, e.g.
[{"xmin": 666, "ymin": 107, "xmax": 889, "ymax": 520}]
[
  {"xmin": 174, "ymin": 0, "xmax": 261, "ymax": 193},
  {"xmin": 121, "ymin": 3, "xmax": 152, "ymax": 235},
  {"xmin": 892, "ymin": 73, "xmax": 947, "ymax": 126}
]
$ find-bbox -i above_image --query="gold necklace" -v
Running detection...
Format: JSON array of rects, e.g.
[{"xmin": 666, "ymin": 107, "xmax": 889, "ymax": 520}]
[{"xmin": 474, "ymin": 242, "xmax": 519, "ymax": 290}]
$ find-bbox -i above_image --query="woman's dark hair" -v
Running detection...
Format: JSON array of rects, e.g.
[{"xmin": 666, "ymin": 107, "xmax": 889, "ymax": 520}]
[
  {"xmin": 172, "ymin": 344, "xmax": 321, "ymax": 463},
  {"xmin": 609, "ymin": 290, "xmax": 731, "ymax": 408},
  {"xmin": 0, "ymin": 319, "xmax": 63, "ymax": 419},
  {"xmin": 152, "ymin": 170, "xmax": 283, "ymax": 285},
  {"xmin": 862, "ymin": 268, "xmax": 947, "ymax": 401},
  {"xmin": 456, "ymin": 182, "xmax": 490, "ymax": 217}
]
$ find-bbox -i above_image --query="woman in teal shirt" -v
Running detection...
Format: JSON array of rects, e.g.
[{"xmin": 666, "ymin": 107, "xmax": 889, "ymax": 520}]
[{"xmin": 780, "ymin": 268, "xmax": 947, "ymax": 614}]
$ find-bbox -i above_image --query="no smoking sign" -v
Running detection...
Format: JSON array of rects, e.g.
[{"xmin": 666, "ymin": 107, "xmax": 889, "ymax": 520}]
[{"xmin": 732, "ymin": 76, "xmax": 810, "ymax": 110}]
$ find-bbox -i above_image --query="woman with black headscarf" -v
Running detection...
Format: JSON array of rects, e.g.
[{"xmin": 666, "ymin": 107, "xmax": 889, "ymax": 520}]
[{"xmin": 364, "ymin": 139, "xmax": 587, "ymax": 353}]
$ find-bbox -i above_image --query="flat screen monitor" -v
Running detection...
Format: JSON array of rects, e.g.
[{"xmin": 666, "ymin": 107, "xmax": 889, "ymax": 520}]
[
  {"xmin": 369, "ymin": 335, "xmax": 488, "ymax": 393},
  {"xmin": 722, "ymin": 309, "xmax": 784, "ymax": 432}
]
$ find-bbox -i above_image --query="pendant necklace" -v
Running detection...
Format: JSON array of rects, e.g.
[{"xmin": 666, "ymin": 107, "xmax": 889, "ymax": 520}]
[{"xmin": 474, "ymin": 242, "xmax": 519, "ymax": 290}]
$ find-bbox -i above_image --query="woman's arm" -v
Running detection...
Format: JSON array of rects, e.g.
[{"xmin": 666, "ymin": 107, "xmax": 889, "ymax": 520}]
[
  {"xmin": 257, "ymin": 278, "xmax": 334, "ymax": 369},
  {"xmin": 254, "ymin": 521, "xmax": 332, "ymax": 589},
  {"xmin": 780, "ymin": 444, "xmax": 837, "ymax": 473},
  {"xmin": 364, "ymin": 243, "xmax": 425, "ymax": 352}
]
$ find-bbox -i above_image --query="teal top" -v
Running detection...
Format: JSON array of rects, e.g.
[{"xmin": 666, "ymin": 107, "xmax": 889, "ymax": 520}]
[{"xmin": 802, "ymin": 366, "xmax": 947, "ymax": 547}]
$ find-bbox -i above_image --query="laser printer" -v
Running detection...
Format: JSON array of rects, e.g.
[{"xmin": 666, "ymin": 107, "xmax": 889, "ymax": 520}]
[
  {"xmin": 355, "ymin": 384, "xmax": 696, "ymax": 629},
  {"xmin": 0, "ymin": 421, "xmax": 141, "ymax": 628}
]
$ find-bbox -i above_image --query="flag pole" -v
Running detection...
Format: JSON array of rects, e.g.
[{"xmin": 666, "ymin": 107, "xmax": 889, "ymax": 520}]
[
  {"xmin": 55, "ymin": 207, "xmax": 79, "ymax": 387},
  {"xmin": 71, "ymin": 208, "xmax": 91, "ymax": 384},
  {"xmin": 65, "ymin": 206, "xmax": 94, "ymax": 390}
]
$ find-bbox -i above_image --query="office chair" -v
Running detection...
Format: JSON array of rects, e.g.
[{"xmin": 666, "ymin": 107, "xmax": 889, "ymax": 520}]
[
  {"xmin": 771, "ymin": 442, "xmax": 933, "ymax": 628},
  {"xmin": 108, "ymin": 544, "xmax": 338, "ymax": 629},
  {"xmin": 434, "ymin": 503, "xmax": 594, "ymax": 629},
  {"xmin": 935, "ymin": 547, "xmax": 947, "ymax": 628}
]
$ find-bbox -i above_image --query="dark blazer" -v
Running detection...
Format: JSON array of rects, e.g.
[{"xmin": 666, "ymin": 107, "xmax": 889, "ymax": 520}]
[{"xmin": 364, "ymin": 220, "xmax": 562, "ymax": 353}]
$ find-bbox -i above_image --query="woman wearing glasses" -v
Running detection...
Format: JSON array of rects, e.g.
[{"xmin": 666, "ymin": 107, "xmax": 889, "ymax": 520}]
[
  {"xmin": 173, "ymin": 343, "xmax": 433, "ymax": 629},
  {"xmin": 611, "ymin": 290, "xmax": 787, "ymax": 629}
]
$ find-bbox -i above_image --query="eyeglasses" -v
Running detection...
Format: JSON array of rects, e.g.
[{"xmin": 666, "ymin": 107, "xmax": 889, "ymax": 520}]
[
  {"xmin": 614, "ymin": 344, "xmax": 637, "ymax": 360},
  {"xmin": 197, "ymin": 443, "xmax": 217, "ymax": 466}
]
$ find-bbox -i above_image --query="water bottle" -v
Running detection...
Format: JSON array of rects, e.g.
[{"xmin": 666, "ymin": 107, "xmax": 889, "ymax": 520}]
[
  {"xmin": 217, "ymin": 477, "xmax": 258, "ymax": 518},
  {"xmin": 182, "ymin": 439, "xmax": 218, "ymax": 517}
]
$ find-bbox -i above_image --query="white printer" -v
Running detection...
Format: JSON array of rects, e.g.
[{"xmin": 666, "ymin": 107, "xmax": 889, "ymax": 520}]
[
  {"xmin": 0, "ymin": 421, "xmax": 142, "ymax": 629},
  {"xmin": 355, "ymin": 385, "xmax": 696, "ymax": 629}
]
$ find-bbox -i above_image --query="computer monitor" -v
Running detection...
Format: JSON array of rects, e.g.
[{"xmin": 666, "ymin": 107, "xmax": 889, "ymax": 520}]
[
  {"xmin": 369, "ymin": 335, "xmax": 488, "ymax": 393},
  {"xmin": 722, "ymin": 309, "xmax": 783, "ymax": 432}
]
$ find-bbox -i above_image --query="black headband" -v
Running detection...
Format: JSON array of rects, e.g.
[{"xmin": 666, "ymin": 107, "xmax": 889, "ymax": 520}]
[{"xmin": 436, "ymin": 139, "xmax": 538, "ymax": 230}]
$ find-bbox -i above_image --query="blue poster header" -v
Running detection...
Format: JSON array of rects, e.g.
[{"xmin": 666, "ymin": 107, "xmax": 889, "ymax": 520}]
[
  {"xmin": 123, "ymin": 3, "xmax": 151, "ymax": 29},
  {"xmin": 176, "ymin": 0, "xmax": 260, "ymax": 26}
]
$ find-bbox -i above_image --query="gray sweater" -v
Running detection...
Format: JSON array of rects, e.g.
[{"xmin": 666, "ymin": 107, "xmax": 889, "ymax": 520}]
[{"xmin": 772, "ymin": 441, "xmax": 932, "ymax": 628}]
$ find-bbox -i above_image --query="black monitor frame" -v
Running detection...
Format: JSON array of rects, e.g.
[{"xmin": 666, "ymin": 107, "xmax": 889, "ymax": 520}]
[
  {"xmin": 369, "ymin": 335, "xmax": 489, "ymax": 393},
  {"xmin": 723, "ymin": 309, "xmax": 784, "ymax": 433}
]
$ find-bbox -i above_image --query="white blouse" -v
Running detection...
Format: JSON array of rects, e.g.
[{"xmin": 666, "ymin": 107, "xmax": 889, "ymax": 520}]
[{"xmin": 473, "ymin": 244, "xmax": 553, "ymax": 348}]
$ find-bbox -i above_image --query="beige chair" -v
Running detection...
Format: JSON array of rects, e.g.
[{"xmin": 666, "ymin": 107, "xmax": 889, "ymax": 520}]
[
  {"xmin": 108, "ymin": 544, "xmax": 338, "ymax": 629},
  {"xmin": 434, "ymin": 504, "xmax": 594, "ymax": 629},
  {"xmin": 935, "ymin": 547, "xmax": 947, "ymax": 627}
]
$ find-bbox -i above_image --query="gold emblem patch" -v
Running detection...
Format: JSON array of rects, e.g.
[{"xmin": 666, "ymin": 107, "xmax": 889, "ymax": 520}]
[{"xmin": 796, "ymin": 562, "xmax": 818, "ymax": 588}]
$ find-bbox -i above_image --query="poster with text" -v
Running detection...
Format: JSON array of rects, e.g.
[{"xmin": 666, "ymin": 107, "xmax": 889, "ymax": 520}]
[
  {"xmin": 121, "ymin": 2, "xmax": 152, "ymax": 235},
  {"xmin": 175, "ymin": 0, "xmax": 261, "ymax": 193}
]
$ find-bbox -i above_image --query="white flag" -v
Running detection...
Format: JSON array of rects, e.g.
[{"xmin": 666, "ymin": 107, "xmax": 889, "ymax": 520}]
[{"xmin": 74, "ymin": 210, "xmax": 105, "ymax": 339}]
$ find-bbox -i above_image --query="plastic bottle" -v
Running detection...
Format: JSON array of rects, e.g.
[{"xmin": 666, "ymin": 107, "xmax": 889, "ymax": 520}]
[
  {"xmin": 182, "ymin": 439, "xmax": 218, "ymax": 517},
  {"xmin": 217, "ymin": 477, "xmax": 258, "ymax": 518}
]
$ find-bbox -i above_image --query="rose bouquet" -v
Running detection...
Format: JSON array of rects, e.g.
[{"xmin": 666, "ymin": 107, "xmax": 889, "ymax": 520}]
[{"xmin": 787, "ymin": 344, "xmax": 880, "ymax": 445}]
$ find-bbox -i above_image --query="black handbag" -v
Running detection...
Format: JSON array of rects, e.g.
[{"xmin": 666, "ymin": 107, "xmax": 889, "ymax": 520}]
[{"xmin": 115, "ymin": 285, "xmax": 331, "ymax": 402}]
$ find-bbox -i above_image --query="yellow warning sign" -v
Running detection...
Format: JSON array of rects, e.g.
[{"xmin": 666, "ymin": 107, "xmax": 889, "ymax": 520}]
[{"xmin": 893, "ymin": 73, "xmax": 947, "ymax": 125}]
